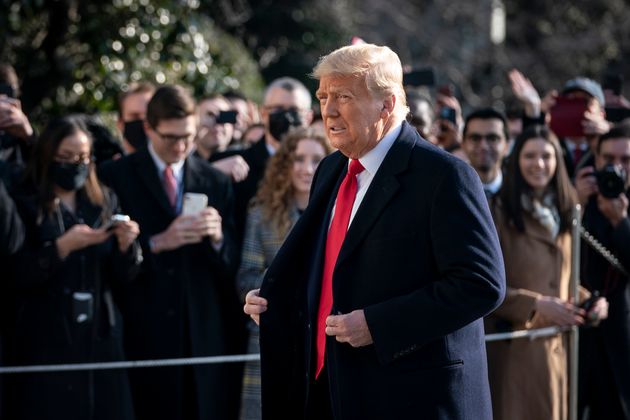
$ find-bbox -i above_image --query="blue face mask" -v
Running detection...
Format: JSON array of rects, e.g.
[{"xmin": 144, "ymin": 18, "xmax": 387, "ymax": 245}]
[{"xmin": 50, "ymin": 162, "xmax": 90, "ymax": 191}]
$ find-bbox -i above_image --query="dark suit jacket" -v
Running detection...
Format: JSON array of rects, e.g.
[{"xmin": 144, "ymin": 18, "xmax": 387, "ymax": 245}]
[
  {"xmin": 258, "ymin": 122, "xmax": 506, "ymax": 420},
  {"xmin": 579, "ymin": 194, "xmax": 630, "ymax": 417},
  {"xmin": 209, "ymin": 137, "xmax": 270, "ymax": 246},
  {"xmin": 99, "ymin": 149, "xmax": 239, "ymax": 420}
]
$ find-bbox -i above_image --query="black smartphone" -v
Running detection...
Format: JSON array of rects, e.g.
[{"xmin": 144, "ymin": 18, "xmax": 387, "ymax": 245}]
[
  {"xmin": 438, "ymin": 106, "xmax": 457, "ymax": 125},
  {"xmin": 403, "ymin": 68, "xmax": 435, "ymax": 87},
  {"xmin": 0, "ymin": 83, "xmax": 15, "ymax": 98},
  {"xmin": 605, "ymin": 107, "xmax": 630, "ymax": 123},
  {"xmin": 216, "ymin": 110, "xmax": 238, "ymax": 124}
]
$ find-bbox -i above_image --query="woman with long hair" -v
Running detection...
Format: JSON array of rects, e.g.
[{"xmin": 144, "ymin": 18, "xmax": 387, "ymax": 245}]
[
  {"xmin": 4, "ymin": 115, "xmax": 141, "ymax": 420},
  {"xmin": 486, "ymin": 125, "xmax": 607, "ymax": 420},
  {"xmin": 237, "ymin": 126, "xmax": 332, "ymax": 420}
]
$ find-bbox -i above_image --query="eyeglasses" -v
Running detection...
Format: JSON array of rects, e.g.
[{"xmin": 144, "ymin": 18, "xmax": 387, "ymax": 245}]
[
  {"xmin": 54, "ymin": 154, "xmax": 91, "ymax": 165},
  {"xmin": 154, "ymin": 129, "xmax": 195, "ymax": 145},
  {"xmin": 465, "ymin": 133, "xmax": 504, "ymax": 144}
]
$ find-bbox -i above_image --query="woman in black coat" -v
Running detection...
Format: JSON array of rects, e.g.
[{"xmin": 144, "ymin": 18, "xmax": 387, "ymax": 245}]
[{"xmin": 3, "ymin": 115, "xmax": 141, "ymax": 420}]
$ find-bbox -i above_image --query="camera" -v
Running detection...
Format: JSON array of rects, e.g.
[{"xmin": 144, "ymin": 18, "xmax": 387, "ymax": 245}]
[{"xmin": 595, "ymin": 164, "xmax": 627, "ymax": 198}]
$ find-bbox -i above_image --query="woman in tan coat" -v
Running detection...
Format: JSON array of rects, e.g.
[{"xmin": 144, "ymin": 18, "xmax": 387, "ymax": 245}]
[{"xmin": 486, "ymin": 125, "xmax": 607, "ymax": 420}]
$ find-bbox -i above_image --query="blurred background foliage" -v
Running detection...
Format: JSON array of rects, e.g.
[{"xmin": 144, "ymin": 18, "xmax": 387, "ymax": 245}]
[{"xmin": 2, "ymin": 0, "xmax": 630, "ymax": 124}]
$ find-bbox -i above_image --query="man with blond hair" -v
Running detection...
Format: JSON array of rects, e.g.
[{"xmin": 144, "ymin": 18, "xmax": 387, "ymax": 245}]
[{"xmin": 244, "ymin": 44, "xmax": 505, "ymax": 419}]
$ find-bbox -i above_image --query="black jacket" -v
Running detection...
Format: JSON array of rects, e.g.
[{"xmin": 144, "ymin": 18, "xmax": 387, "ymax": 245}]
[
  {"xmin": 4, "ymin": 187, "xmax": 140, "ymax": 420},
  {"xmin": 579, "ymin": 192, "xmax": 630, "ymax": 418},
  {"xmin": 99, "ymin": 149, "xmax": 239, "ymax": 420},
  {"xmin": 210, "ymin": 137, "xmax": 270, "ymax": 246},
  {"xmin": 258, "ymin": 122, "xmax": 506, "ymax": 420}
]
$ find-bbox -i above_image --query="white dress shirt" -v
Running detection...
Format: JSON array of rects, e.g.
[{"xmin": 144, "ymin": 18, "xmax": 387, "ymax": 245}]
[{"xmin": 331, "ymin": 122, "xmax": 403, "ymax": 229}]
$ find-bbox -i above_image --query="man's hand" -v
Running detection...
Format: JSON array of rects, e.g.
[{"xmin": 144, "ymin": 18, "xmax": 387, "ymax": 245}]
[
  {"xmin": 244, "ymin": 288, "xmax": 268, "ymax": 326},
  {"xmin": 112, "ymin": 219, "xmax": 140, "ymax": 253},
  {"xmin": 325, "ymin": 309, "xmax": 373, "ymax": 347},
  {"xmin": 0, "ymin": 96, "xmax": 33, "ymax": 140},
  {"xmin": 196, "ymin": 206, "xmax": 223, "ymax": 244},
  {"xmin": 211, "ymin": 155, "xmax": 250, "ymax": 182},
  {"xmin": 575, "ymin": 166, "xmax": 598, "ymax": 206},
  {"xmin": 509, "ymin": 69, "xmax": 541, "ymax": 118},
  {"xmin": 150, "ymin": 214, "xmax": 203, "ymax": 253},
  {"xmin": 582, "ymin": 111, "xmax": 611, "ymax": 137},
  {"xmin": 597, "ymin": 193, "xmax": 629, "ymax": 227}
]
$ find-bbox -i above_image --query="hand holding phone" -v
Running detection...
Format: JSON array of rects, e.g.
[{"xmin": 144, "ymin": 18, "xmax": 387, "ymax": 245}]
[
  {"xmin": 182, "ymin": 193, "xmax": 208, "ymax": 216},
  {"xmin": 105, "ymin": 214, "xmax": 131, "ymax": 231},
  {"xmin": 107, "ymin": 215, "xmax": 139, "ymax": 253},
  {"xmin": 549, "ymin": 96, "xmax": 588, "ymax": 138}
]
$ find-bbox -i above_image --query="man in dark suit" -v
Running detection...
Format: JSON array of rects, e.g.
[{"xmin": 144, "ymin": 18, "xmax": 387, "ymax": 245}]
[
  {"xmin": 209, "ymin": 77, "xmax": 313, "ymax": 245},
  {"xmin": 99, "ymin": 85, "xmax": 239, "ymax": 420},
  {"xmin": 244, "ymin": 44, "xmax": 506, "ymax": 419},
  {"xmin": 575, "ymin": 123, "xmax": 630, "ymax": 419}
]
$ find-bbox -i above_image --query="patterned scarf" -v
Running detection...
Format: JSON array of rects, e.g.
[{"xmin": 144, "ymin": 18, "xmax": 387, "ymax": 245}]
[{"xmin": 521, "ymin": 192, "xmax": 560, "ymax": 239}]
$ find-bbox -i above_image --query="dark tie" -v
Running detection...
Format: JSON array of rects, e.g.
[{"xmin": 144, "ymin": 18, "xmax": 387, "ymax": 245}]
[
  {"xmin": 163, "ymin": 166, "xmax": 177, "ymax": 209},
  {"xmin": 315, "ymin": 159, "xmax": 365, "ymax": 379}
]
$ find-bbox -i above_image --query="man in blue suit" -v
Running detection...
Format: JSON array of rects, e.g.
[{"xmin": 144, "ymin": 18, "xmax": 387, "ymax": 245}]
[{"xmin": 244, "ymin": 43, "xmax": 505, "ymax": 420}]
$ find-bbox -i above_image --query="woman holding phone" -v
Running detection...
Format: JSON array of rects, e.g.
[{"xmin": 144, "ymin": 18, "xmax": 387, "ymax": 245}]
[
  {"xmin": 4, "ymin": 115, "xmax": 141, "ymax": 420},
  {"xmin": 486, "ymin": 125, "xmax": 608, "ymax": 420},
  {"xmin": 237, "ymin": 127, "xmax": 331, "ymax": 420}
]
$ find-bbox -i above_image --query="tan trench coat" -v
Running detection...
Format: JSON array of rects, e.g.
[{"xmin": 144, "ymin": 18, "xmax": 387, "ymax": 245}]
[{"xmin": 486, "ymin": 204, "xmax": 583, "ymax": 420}]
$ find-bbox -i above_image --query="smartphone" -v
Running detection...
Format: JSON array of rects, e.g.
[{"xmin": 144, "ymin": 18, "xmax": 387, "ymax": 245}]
[
  {"xmin": 0, "ymin": 83, "xmax": 15, "ymax": 98},
  {"xmin": 216, "ymin": 110, "xmax": 238, "ymax": 124},
  {"xmin": 403, "ymin": 68, "xmax": 435, "ymax": 87},
  {"xmin": 182, "ymin": 192, "xmax": 208, "ymax": 215},
  {"xmin": 104, "ymin": 214, "xmax": 130, "ymax": 231},
  {"xmin": 438, "ymin": 106, "xmax": 457, "ymax": 125},
  {"xmin": 549, "ymin": 97, "xmax": 588, "ymax": 138},
  {"xmin": 605, "ymin": 107, "xmax": 630, "ymax": 123}
]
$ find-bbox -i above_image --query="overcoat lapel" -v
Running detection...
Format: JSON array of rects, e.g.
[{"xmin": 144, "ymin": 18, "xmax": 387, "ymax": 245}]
[{"xmin": 335, "ymin": 124, "xmax": 416, "ymax": 267}]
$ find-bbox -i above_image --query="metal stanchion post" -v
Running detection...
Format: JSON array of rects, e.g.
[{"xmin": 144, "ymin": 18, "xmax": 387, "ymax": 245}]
[{"xmin": 569, "ymin": 204, "xmax": 581, "ymax": 420}]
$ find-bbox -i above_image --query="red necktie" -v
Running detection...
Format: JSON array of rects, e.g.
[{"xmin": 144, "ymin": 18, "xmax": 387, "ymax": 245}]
[
  {"xmin": 315, "ymin": 159, "xmax": 365, "ymax": 379},
  {"xmin": 573, "ymin": 146, "xmax": 584, "ymax": 167},
  {"xmin": 163, "ymin": 166, "xmax": 177, "ymax": 209}
]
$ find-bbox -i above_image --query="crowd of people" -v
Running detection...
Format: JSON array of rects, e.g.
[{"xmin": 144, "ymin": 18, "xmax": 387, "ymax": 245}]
[{"xmin": 0, "ymin": 39, "xmax": 629, "ymax": 420}]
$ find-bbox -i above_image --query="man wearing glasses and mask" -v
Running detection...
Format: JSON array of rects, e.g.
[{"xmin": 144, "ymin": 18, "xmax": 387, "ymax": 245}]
[
  {"xmin": 210, "ymin": 77, "xmax": 314, "ymax": 246},
  {"xmin": 99, "ymin": 85, "xmax": 240, "ymax": 420}
]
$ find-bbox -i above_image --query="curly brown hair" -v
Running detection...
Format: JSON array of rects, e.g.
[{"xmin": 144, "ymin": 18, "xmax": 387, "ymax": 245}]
[{"xmin": 253, "ymin": 126, "xmax": 332, "ymax": 236}]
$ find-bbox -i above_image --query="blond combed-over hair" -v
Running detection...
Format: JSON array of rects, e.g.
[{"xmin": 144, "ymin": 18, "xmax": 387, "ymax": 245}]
[{"xmin": 312, "ymin": 44, "xmax": 409, "ymax": 120}]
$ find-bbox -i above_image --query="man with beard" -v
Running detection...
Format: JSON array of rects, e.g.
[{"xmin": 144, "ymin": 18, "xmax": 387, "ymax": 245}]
[{"xmin": 461, "ymin": 108, "xmax": 510, "ymax": 199}]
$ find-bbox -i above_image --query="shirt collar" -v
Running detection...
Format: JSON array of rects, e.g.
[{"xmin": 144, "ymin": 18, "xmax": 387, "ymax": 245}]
[
  {"xmin": 354, "ymin": 122, "xmax": 402, "ymax": 175},
  {"xmin": 148, "ymin": 142, "xmax": 185, "ymax": 181},
  {"xmin": 483, "ymin": 170, "xmax": 503, "ymax": 195},
  {"xmin": 265, "ymin": 141, "xmax": 276, "ymax": 156}
]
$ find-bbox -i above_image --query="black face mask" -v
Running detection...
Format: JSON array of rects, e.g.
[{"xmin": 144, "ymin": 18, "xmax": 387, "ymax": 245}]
[
  {"xmin": 268, "ymin": 109, "xmax": 302, "ymax": 142},
  {"xmin": 50, "ymin": 162, "xmax": 90, "ymax": 191},
  {"xmin": 123, "ymin": 119, "xmax": 149, "ymax": 151}
]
